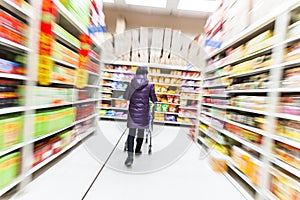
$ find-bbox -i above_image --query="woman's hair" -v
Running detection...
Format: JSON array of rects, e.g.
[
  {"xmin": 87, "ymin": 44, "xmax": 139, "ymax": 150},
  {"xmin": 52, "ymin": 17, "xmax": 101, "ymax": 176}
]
[{"xmin": 136, "ymin": 66, "xmax": 148, "ymax": 75}]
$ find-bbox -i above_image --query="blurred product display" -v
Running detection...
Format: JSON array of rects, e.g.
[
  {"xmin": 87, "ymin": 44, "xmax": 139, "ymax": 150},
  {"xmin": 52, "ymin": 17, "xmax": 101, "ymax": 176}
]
[
  {"xmin": 1, "ymin": 0, "xmax": 300, "ymax": 199},
  {"xmin": 199, "ymin": 1, "xmax": 300, "ymax": 200},
  {"xmin": 0, "ymin": 0, "xmax": 101, "ymax": 196},
  {"xmin": 99, "ymin": 62, "xmax": 201, "ymax": 125}
]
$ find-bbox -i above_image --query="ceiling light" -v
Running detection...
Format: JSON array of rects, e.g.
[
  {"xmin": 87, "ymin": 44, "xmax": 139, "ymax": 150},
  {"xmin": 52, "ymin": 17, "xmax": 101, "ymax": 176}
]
[
  {"xmin": 178, "ymin": 0, "xmax": 221, "ymax": 12},
  {"xmin": 103, "ymin": 0, "xmax": 114, "ymax": 3},
  {"xmin": 125, "ymin": 0, "xmax": 167, "ymax": 8}
]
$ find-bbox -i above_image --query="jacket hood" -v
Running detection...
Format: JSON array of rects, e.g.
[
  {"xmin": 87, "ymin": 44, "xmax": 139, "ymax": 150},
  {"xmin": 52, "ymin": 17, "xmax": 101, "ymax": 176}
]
[{"xmin": 131, "ymin": 75, "xmax": 149, "ymax": 89}]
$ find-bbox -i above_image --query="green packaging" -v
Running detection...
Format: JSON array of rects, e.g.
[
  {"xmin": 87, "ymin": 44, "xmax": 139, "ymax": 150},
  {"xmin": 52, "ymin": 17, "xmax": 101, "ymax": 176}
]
[{"xmin": 0, "ymin": 115, "xmax": 24, "ymax": 151}]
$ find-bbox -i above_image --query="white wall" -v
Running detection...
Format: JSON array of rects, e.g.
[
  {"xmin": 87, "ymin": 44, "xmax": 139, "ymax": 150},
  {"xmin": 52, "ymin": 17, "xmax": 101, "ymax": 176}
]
[{"xmin": 103, "ymin": 6, "xmax": 207, "ymax": 38}]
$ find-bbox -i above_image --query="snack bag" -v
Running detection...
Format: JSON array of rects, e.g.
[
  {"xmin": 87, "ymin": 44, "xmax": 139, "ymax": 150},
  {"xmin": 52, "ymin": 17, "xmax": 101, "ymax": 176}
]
[{"xmin": 161, "ymin": 103, "xmax": 169, "ymax": 112}]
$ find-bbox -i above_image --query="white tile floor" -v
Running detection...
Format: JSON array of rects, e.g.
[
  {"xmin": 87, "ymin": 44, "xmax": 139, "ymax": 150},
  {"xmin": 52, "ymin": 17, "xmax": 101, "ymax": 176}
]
[{"xmin": 9, "ymin": 121, "xmax": 246, "ymax": 200}]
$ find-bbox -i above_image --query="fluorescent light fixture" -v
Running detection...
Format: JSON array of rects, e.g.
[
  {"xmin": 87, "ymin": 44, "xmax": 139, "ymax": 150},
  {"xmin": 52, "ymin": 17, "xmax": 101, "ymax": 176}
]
[
  {"xmin": 103, "ymin": 0, "xmax": 114, "ymax": 3},
  {"xmin": 125, "ymin": 0, "xmax": 167, "ymax": 8},
  {"xmin": 178, "ymin": 0, "xmax": 221, "ymax": 12}
]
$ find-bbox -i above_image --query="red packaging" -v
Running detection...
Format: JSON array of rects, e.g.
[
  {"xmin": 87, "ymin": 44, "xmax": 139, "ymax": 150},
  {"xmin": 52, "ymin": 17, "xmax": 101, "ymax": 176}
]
[
  {"xmin": 7, "ymin": 0, "xmax": 23, "ymax": 6},
  {"xmin": 0, "ymin": 9, "xmax": 27, "ymax": 33},
  {"xmin": 0, "ymin": 25, "xmax": 26, "ymax": 45}
]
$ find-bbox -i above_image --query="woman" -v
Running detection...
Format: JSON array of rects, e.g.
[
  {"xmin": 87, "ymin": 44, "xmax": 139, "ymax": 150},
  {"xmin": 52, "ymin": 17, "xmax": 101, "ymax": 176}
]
[{"xmin": 124, "ymin": 66, "xmax": 157, "ymax": 167}]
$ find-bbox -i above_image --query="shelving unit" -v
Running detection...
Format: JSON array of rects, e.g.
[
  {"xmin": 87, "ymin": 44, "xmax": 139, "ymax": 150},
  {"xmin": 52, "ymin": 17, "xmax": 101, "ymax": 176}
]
[
  {"xmin": 199, "ymin": 1, "xmax": 300, "ymax": 200},
  {"xmin": 0, "ymin": 0, "xmax": 101, "ymax": 196},
  {"xmin": 99, "ymin": 60, "xmax": 201, "ymax": 126}
]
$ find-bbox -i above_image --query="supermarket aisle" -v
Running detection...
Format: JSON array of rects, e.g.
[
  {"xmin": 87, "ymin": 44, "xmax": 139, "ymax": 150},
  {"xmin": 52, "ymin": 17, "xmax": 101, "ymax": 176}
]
[
  {"xmin": 9, "ymin": 144, "xmax": 101, "ymax": 200},
  {"xmin": 84, "ymin": 121, "xmax": 246, "ymax": 200},
  {"xmin": 10, "ymin": 121, "xmax": 246, "ymax": 200}
]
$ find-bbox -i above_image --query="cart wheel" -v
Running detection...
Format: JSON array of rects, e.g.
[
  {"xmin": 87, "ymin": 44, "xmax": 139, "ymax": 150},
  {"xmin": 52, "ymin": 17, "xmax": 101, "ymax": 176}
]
[
  {"xmin": 145, "ymin": 138, "xmax": 148, "ymax": 144},
  {"xmin": 148, "ymin": 149, "xmax": 152, "ymax": 154}
]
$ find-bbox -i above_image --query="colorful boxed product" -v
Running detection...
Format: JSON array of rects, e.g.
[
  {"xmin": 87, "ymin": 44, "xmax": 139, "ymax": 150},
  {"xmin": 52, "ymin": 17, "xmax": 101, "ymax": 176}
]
[
  {"xmin": 165, "ymin": 114, "xmax": 176, "ymax": 122},
  {"xmin": 59, "ymin": 129, "xmax": 73, "ymax": 148},
  {"xmin": 0, "ymin": 58, "xmax": 24, "ymax": 75},
  {"xmin": 277, "ymin": 119, "xmax": 300, "ymax": 142},
  {"xmin": 52, "ymin": 65, "xmax": 76, "ymax": 84},
  {"xmin": 0, "ymin": 9, "xmax": 27, "ymax": 34},
  {"xmin": 0, "ymin": 25, "xmax": 27, "ymax": 45},
  {"xmin": 275, "ymin": 142, "xmax": 300, "ymax": 170},
  {"xmin": 0, "ymin": 152, "xmax": 20, "ymax": 189},
  {"xmin": 270, "ymin": 169, "xmax": 300, "ymax": 200},
  {"xmin": 34, "ymin": 107, "xmax": 75, "ymax": 138},
  {"xmin": 208, "ymin": 151, "xmax": 228, "ymax": 173},
  {"xmin": 0, "ymin": 114, "xmax": 23, "ymax": 151}
]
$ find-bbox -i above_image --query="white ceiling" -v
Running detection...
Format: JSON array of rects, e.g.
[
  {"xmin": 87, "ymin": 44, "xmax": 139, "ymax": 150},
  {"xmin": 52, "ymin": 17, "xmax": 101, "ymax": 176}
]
[{"xmin": 103, "ymin": 0, "xmax": 221, "ymax": 18}]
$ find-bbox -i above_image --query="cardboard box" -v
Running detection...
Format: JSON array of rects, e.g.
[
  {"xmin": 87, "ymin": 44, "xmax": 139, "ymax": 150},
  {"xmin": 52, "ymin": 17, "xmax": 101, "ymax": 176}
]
[
  {"xmin": 171, "ymin": 30, "xmax": 182, "ymax": 56},
  {"xmin": 188, "ymin": 42, "xmax": 202, "ymax": 68},
  {"xmin": 151, "ymin": 28, "xmax": 164, "ymax": 49},
  {"xmin": 163, "ymin": 28, "xmax": 172, "ymax": 51},
  {"xmin": 100, "ymin": 37, "xmax": 116, "ymax": 62},
  {"xmin": 114, "ymin": 31, "xmax": 132, "ymax": 61},
  {"xmin": 150, "ymin": 49, "xmax": 161, "ymax": 64},
  {"xmin": 131, "ymin": 29, "xmax": 140, "ymax": 62},
  {"xmin": 249, "ymin": 0, "xmax": 285, "ymax": 25},
  {"xmin": 139, "ymin": 27, "xmax": 149, "ymax": 62},
  {"xmin": 178, "ymin": 35, "xmax": 190, "ymax": 63}
]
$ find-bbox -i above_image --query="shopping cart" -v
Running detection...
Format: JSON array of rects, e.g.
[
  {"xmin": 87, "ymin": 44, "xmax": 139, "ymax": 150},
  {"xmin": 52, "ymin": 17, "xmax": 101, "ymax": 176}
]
[{"xmin": 124, "ymin": 103, "xmax": 155, "ymax": 154}]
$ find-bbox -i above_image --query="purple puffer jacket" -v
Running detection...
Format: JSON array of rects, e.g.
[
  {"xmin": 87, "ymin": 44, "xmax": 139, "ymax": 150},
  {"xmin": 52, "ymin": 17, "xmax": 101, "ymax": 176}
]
[{"xmin": 124, "ymin": 75, "xmax": 158, "ymax": 129}]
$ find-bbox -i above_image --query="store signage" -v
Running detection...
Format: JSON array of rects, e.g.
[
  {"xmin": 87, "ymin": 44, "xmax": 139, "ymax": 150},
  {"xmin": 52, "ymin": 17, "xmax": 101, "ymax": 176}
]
[
  {"xmin": 88, "ymin": 0, "xmax": 106, "ymax": 36},
  {"xmin": 205, "ymin": 38, "xmax": 222, "ymax": 49},
  {"xmin": 88, "ymin": 25, "xmax": 106, "ymax": 34},
  {"xmin": 38, "ymin": 0, "xmax": 56, "ymax": 85},
  {"xmin": 75, "ymin": 34, "xmax": 91, "ymax": 89}
]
